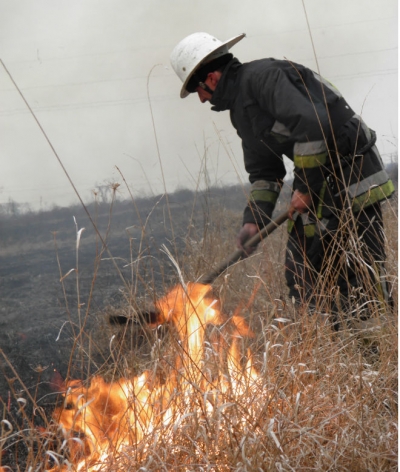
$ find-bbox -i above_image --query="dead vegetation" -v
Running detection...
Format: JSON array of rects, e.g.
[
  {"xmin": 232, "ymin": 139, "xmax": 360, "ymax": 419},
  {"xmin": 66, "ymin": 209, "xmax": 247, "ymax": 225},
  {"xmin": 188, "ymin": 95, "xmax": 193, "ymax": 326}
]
[{"xmin": 0, "ymin": 180, "xmax": 397, "ymax": 471}]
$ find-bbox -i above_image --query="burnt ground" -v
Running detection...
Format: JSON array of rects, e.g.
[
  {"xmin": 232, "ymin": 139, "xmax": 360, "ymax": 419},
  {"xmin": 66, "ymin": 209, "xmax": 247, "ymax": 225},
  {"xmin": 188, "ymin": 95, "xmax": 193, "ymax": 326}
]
[
  {"xmin": 0, "ymin": 185, "xmax": 255, "ymax": 468},
  {"xmin": 0, "ymin": 189, "xmax": 230, "ymax": 390},
  {"xmin": 0, "ymin": 238, "xmax": 125, "ymax": 397}
]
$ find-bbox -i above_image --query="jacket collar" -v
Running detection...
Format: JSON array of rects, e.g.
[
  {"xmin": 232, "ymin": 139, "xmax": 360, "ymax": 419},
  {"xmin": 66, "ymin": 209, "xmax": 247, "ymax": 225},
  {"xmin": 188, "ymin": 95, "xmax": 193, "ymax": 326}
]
[{"xmin": 210, "ymin": 58, "xmax": 242, "ymax": 111}]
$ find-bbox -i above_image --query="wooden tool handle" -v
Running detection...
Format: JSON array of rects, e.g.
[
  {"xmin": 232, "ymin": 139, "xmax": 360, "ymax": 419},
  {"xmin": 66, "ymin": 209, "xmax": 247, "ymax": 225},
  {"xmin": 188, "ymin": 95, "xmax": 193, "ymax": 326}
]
[{"xmin": 198, "ymin": 210, "xmax": 289, "ymax": 285}]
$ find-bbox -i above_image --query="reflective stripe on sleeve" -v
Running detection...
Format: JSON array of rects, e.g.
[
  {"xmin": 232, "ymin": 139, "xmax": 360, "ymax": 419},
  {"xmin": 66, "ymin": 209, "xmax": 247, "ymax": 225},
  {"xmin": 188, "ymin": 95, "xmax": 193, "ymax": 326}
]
[
  {"xmin": 294, "ymin": 141, "xmax": 327, "ymax": 169},
  {"xmin": 250, "ymin": 180, "xmax": 281, "ymax": 204},
  {"xmin": 351, "ymin": 180, "xmax": 395, "ymax": 212},
  {"xmin": 294, "ymin": 140, "xmax": 326, "ymax": 156},
  {"xmin": 294, "ymin": 152, "xmax": 327, "ymax": 169},
  {"xmin": 344, "ymin": 170, "xmax": 392, "ymax": 199}
]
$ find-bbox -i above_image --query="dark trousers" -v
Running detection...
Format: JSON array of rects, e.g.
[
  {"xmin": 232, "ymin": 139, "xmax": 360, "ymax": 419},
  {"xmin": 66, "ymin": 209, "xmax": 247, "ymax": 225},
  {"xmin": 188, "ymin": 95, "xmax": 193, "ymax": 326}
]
[{"xmin": 285, "ymin": 203, "xmax": 391, "ymax": 317}]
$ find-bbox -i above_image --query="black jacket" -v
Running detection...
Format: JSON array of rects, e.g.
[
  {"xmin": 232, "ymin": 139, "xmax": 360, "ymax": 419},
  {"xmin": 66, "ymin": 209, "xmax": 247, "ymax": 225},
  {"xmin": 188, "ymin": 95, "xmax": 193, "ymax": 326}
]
[{"xmin": 210, "ymin": 58, "xmax": 394, "ymax": 226}]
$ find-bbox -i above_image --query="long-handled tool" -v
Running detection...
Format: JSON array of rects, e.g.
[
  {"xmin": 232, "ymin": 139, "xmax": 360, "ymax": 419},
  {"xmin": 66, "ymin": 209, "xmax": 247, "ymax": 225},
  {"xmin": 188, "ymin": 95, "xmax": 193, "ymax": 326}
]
[
  {"xmin": 109, "ymin": 210, "xmax": 289, "ymax": 326},
  {"xmin": 198, "ymin": 210, "xmax": 289, "ymax": 284}
]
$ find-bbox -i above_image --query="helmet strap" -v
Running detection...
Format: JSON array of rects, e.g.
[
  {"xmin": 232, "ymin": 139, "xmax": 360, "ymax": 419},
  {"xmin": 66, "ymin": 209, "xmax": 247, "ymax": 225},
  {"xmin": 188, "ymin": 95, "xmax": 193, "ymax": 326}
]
[{"xmin": 199, "ymin": 81, "xmax": 214, "ymax": 96}]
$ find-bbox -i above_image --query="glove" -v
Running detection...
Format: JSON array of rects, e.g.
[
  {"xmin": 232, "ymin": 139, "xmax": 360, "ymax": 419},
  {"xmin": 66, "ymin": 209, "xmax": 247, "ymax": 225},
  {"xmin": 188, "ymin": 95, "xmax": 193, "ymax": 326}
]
[{"xmin": 236, "ymin": 223, "xmax": 259, "ymax": 257}]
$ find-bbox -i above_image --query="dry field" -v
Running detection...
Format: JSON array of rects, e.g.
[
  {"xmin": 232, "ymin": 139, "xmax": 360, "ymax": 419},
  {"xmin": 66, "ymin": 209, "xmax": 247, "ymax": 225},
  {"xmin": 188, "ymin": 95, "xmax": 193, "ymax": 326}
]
[{"xmin": 0, "ymin": 184, "xmax": 397, "ymax": 471}]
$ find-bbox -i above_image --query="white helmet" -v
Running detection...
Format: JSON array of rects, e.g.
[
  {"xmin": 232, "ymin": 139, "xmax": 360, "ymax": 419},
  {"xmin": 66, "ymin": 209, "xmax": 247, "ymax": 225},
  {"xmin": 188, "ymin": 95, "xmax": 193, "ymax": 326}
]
[{"xmin": 170, "ymin": 32, "xmax": 245, "ymax": 98}]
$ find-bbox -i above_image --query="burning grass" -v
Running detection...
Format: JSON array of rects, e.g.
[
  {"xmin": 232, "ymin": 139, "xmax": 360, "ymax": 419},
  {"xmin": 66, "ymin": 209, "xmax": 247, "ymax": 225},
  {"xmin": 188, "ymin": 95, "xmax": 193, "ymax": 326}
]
[
  {"xmin": 1, "ymin": 285, "xmax": 397, "ymax": 471},
  {"xmin": 60, "ymin": 318, "xmax": 397, "ymax": 471},
  {"xmin": 0, "ymin": 194, "xmax": 398, "ymax": 471}
]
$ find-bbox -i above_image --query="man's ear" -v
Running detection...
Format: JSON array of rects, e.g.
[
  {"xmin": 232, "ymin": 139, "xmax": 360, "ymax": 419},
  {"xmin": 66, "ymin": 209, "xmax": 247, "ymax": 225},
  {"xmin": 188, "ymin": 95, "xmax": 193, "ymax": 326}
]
[{"xmin": 207, "ymin": 71, "xmax": 221, "ymax": 87}]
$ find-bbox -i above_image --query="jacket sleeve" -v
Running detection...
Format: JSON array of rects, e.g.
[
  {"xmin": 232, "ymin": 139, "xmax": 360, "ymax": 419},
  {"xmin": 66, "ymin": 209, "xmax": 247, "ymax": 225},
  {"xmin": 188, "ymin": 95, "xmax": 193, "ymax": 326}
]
[
  {"xmin": 242, "ymin": 140, "xmax": 286, "ymax": 226},
  {"xmin": 250, "ymin": 65, "xmax": 333, "ymax": 196}
]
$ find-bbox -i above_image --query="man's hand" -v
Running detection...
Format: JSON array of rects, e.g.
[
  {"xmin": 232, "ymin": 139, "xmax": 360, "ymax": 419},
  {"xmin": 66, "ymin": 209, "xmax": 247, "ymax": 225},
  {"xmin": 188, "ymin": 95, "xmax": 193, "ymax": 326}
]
[
  {"xmin": 289, "ymin": 190, "xmax": 311, "ymax": 219},
  {"xmin": 236, "ymin": 223, "xmax": 259, "ymax": 256}
]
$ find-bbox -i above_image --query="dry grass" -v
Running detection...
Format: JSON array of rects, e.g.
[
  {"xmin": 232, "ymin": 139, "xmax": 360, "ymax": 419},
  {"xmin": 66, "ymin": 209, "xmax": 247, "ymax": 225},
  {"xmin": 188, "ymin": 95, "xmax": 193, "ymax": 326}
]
[
  {"xmin": 0, "ymin": 189, "xmax": 397, "ymax": 472},
  {"xmin": 90, "ymin": 316, "xmax": 397, "ymax": 471}
]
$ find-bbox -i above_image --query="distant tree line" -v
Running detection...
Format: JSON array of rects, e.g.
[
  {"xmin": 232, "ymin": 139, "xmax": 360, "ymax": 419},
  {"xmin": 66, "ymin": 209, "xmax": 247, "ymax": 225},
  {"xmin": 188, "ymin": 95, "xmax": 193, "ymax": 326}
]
[{"xmin": 0, "ymin": 160, "xmax": 397, "ymax": 220}]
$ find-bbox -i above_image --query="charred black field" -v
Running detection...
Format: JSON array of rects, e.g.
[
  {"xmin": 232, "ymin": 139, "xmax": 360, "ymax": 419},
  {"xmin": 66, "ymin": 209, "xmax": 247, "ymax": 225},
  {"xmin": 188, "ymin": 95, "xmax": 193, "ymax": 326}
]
[{"xmin": 0, "ymin": 185, "xmax": 255, "ymax": 402}]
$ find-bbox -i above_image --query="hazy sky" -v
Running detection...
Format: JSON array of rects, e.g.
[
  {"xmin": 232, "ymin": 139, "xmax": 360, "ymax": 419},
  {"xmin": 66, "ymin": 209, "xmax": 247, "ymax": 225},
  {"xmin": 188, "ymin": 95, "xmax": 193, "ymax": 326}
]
[{"xmin": 0, "ymin": 0, "xmax": 397, "ymax": 210}]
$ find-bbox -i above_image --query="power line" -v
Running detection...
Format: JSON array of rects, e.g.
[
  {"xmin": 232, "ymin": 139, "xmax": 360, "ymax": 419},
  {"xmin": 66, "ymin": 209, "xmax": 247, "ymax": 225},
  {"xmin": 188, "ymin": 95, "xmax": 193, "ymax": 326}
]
[
  {"xmin": 312, "ymin": 47, "xmax": 397, "ymax": 61},
  {"xmin": 328, "ymin": 68, "xmax": 397, "ymax": 81},
  {"xmin": 0, "ymin": 70, "xmax": 170, "ymax": 93},
  {"xmin": 0, "ymin": 93, "xmax": 177, "ymax": 117},
  {"xmin": 4, "ymin": 43, "xmax": 172, "ymax": 66},
  {"xmin": 247, "ymin": 15, "xmax": 396, "ymax": 39},
  {"xmin": 0, "ymin": 66, "xmax": 396, "ymax": 118},
  {"xmin": 0, "ymin": 46, "xmax": 396, "ymax": 95}
]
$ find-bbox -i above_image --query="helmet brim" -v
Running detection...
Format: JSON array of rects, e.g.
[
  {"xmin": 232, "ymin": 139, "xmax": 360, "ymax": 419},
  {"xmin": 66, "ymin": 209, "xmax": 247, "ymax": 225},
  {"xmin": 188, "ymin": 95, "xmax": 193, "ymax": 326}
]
[{"xmin": 180, "ymin": 33, "xmax": 245, "ymax": 98}]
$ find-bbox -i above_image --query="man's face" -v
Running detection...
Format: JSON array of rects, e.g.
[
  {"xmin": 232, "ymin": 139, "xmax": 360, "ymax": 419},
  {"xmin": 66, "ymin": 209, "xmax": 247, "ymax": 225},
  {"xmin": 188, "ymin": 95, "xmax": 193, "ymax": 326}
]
[
  {"xmin": 195, "ymin": 83, "xmax": 213, "ymax": 103},
  {"xmin": 193, "ymin": 71, "xmax": 221, "ymax": 103}
]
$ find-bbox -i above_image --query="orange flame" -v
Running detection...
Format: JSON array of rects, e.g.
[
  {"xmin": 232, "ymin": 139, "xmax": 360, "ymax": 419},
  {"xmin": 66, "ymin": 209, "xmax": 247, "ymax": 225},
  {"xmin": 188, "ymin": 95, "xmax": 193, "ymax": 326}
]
[{"xmin": 51, "ymin": 283, "xmax": 256, "ymax": 470}]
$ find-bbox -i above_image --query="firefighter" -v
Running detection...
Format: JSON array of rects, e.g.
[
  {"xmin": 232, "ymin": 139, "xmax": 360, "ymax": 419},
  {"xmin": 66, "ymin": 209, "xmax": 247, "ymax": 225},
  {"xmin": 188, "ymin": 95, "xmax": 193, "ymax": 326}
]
[{"xmin": 170, "ymin": 32, "xmax": 394, "ymax": 323}]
